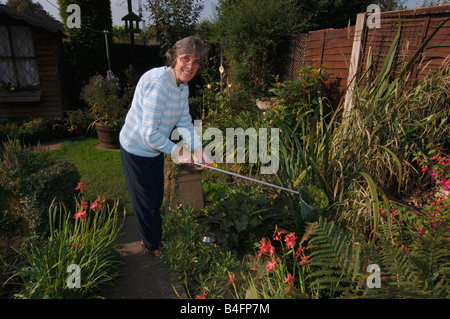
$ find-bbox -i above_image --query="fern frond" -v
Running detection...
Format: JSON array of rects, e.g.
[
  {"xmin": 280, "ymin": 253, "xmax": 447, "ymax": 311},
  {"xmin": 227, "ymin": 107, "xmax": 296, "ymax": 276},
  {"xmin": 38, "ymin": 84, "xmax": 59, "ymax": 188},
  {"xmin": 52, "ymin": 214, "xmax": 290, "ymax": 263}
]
[
  {"xmin": 306, "ymin": 217, "xmax": 375, "ymax": 297},
  {"xmin": 374, "ymin": 215, "xmax": 450, "ymax": 298}
]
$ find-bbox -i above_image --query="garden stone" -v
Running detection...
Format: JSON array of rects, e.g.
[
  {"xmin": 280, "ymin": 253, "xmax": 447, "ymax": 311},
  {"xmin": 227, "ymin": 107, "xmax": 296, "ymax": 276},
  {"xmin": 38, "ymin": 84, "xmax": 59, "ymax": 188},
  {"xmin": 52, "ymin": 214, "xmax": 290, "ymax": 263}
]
[{"xmin": 173, "ymin": 164, "xmax": 204, "ymax": 211}]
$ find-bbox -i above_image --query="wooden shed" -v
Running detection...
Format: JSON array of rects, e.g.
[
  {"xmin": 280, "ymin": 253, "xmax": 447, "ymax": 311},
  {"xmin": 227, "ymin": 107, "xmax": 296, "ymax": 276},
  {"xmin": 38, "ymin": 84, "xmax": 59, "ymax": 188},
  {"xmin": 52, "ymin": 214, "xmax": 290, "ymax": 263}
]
[{"xmin": 0, "ymin": 4, "xmax": 66, "ymax": 122}]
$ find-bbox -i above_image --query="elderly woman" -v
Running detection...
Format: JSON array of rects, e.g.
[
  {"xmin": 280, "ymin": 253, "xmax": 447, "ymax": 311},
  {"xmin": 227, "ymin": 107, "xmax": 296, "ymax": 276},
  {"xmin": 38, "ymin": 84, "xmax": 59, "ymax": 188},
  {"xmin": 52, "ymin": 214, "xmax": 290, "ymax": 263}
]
[{"xmin": 120, "ymin": 36, "xmax": 211, "ymax": 256}]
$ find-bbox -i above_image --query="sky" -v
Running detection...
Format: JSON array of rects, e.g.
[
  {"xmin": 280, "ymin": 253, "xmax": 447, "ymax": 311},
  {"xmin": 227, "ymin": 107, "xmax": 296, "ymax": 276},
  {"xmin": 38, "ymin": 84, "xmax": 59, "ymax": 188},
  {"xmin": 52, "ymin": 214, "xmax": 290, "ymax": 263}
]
[
  {"xmin": 36, "ymin": 0, "xmax": 433, "ymax": 27},
  {"xmin": 38, "ymin": 0, "xmax": 218, "ymax": 26}
]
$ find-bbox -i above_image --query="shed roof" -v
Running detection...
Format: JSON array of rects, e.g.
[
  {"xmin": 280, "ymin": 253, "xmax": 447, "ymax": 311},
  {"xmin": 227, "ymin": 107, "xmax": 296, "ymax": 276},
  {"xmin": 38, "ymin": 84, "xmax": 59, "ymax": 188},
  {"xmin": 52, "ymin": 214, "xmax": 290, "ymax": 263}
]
[{"xmin": 0, "ymin": 4, "xmax": 65, "ymax": 35}]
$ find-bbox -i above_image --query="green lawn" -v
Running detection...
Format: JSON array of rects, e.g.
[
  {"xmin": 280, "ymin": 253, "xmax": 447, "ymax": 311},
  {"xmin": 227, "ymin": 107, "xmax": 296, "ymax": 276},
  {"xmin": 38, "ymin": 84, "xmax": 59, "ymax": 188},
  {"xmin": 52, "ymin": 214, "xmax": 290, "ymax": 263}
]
[{"xmin": 50, "ymin": 137, "xmax": 133, "ymax": 215}]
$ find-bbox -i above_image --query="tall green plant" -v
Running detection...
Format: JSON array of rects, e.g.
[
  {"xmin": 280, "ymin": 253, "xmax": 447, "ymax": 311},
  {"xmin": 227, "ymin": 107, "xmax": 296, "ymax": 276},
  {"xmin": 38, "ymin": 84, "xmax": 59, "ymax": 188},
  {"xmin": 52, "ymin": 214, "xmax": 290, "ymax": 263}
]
[
  {"xmin": 6, "ymin": 191, "xmax": 124, "ymax": 299},
  {"xmin": 342, "ymin": 18, "xmax": 450, "ymax": 195}
]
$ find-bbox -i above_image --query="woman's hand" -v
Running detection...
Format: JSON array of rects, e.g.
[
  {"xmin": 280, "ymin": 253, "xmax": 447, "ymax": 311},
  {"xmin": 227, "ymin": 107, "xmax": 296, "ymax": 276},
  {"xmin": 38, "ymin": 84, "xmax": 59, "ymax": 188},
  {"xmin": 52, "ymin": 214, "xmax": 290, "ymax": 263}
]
[
  {"xmin": 171, "ymin": 145, "xmax": 194, "ymax": 165},
  {"xmin": 194, "ymin": 147, "xmax": 213, "ymax": 170}
]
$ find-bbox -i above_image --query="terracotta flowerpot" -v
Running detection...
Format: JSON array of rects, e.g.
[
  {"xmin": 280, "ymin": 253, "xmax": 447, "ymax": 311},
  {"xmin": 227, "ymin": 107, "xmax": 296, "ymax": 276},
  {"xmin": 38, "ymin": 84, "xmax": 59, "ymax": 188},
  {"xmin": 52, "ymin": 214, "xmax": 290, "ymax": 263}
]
[{"xmin": 95, "ymin": 123, "xmax": 120, "ymax": 149}]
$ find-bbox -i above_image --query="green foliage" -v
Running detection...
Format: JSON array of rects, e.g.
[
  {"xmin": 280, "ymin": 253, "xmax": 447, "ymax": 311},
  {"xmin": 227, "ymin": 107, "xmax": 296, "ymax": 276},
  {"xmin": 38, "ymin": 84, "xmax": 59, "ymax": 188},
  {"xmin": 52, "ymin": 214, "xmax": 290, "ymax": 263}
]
[
  {"xmin": 58, "ymin": 0, "xmax": 114, "ymax": 104},
  {"xmin": 0, "ymin": 138, "xmax": 52, "ymax": 194},
  {"xmin": 146, "ymin": 0, "xmax": 204, "ymax": 55},
  {"xmin": 0, "ymin": 118, "xmax": 51, "ymax": 145},
  {"xmin": 80, "ymin": 69, "xmax": 136, "ymax": 130},
  {"xmin": 342, "ymin": 19, "xmax": 450, "ymax": 194},
  {"xmin": 203, "ymin": 182, "xmax": 272, "ymax": 249},
  {"xmin": 217, "ymin": 0, "xmax": 303, "ymax": 96},
  {"xmin": 21, "ymin": 160, "xmax": 80, "ymax": 236},
  {"xmin": 368, "ymin": 199, "xmax": 450, "ymax": 298},
  {"xmin": 5, "ymin": 0, "xmax": 44, "ymax": 14},
  {"xmin": 160, "ymin": 204, "xmax": 240, "ymax": 296},
  {"xmin": 0, "ymin": 138, "xmax": 80, "ymax": 237},
  {"xmin": 269, "ymin": 66, "xmax": 330, "ymax": 128},
  {"xmin": 57, "ymin": 0, "xmax": 112, "ymax": 46},
  {"xmin": 306, "ymin": 217, "xmax": 374, "ymax": 297},
  {"xmin": 5, "ymin": 194, "xmax": 123, "ymax": 299}
]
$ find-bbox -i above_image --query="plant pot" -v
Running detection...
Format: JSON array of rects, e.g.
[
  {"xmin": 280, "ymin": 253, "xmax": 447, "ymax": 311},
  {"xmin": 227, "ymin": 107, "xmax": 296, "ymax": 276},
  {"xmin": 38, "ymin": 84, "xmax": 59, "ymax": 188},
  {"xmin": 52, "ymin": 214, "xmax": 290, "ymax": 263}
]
[
  {"xmin": 299, "ymin": 185, "xmax": 328, "ymax": 223},
  {"xmin": 95, "ymin": 123, "xmax": 120, "ymax": 149}
]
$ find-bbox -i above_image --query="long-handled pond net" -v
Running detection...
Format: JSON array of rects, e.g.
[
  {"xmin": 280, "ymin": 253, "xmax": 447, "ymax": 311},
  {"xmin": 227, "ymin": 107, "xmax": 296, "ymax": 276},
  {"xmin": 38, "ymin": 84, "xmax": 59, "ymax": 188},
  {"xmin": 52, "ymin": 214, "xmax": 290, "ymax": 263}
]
[{"xmin": 193, "ymin": 161, "xmax": 299, "ymax": 195}]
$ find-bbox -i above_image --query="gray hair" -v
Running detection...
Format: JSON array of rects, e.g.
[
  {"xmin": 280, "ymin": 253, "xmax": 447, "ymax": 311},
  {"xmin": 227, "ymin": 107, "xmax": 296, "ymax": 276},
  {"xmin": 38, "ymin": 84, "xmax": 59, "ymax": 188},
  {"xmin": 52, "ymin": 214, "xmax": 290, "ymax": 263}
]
[{"xmin": 165, "ymin": 36, "xmax": 208, "ymax": 71}]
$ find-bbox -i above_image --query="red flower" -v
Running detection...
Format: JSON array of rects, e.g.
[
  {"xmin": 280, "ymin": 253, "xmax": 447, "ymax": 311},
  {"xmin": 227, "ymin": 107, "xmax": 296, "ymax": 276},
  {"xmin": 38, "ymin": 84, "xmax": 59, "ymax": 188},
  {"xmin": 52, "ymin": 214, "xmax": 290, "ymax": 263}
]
[
  {"xmin": 75, "ymin": 182, "xmax": 87, "ymax": 192},
  {"xmin": 284, "ymin": 232, "xmax": 297, "ymax": 249},
  {"xmin": 273, "ymin": 227, "xmax": 286, "ymax": 242},
  {"xmin": 266, "ymin": 258, "xmax": 280, "ymax": 272},
  {"xmin": 74, "ymin": 210, "xmax": 87, "ymax": 221},
  {"xmin": 299, "ymin": 256, "xmax": 310, "ymax": 266},
  {"xmin": 284, "ymin": 273, "xmax": 295, "ymax": 286},
  {"xmin": 195, "ymin": 291, "xmax": 208, "ymax": 299},
  {"xmin": 90, "ymin": 196, "xmax": 103, "ymax": 212},
  {"xmin": 258, "ymin": 238, "xmax": 275, "ymax": 258},
  {"xmin": 295, "ymin": 246, "xmax": 306, "ymax": 258},
  {"xmin": 227, "ymin": 273, "xmax": 235, "ymax": 286}
]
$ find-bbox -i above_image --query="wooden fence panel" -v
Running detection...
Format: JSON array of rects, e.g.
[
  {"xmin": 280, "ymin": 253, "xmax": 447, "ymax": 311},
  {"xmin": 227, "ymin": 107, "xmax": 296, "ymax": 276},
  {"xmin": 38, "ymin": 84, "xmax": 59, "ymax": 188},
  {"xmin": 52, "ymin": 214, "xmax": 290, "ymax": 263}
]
[{"xmin": 281, "ymin": 5, "xmax": 450, "ymax": 107}]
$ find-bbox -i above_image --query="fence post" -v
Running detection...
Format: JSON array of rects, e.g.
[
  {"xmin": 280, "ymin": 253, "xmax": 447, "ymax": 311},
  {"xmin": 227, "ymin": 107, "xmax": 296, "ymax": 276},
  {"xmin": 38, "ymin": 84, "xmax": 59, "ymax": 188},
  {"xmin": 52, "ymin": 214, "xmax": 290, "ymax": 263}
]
[{"xmin": 343, "ymin": 13, "xmax": 366, "ymax": 125}]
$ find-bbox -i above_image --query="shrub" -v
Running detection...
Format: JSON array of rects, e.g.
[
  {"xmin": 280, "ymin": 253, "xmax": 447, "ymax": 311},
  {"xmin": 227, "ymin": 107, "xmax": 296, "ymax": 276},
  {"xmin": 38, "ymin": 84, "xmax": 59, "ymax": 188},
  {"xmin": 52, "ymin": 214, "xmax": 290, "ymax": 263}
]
[
  {"xmin": 21, "ymin": 160, "xmax": 80, "ymax": 236},
  {"xmin": 0, "ymin": 138, "xmax": 80, "ymax": 237},
  {"xmin": 217, "ymin": 0, "xmax": 303, "ymax": 97},
  {"xmin": 0, "ymin": 118, "xmax": 51, "ymax": 145}
]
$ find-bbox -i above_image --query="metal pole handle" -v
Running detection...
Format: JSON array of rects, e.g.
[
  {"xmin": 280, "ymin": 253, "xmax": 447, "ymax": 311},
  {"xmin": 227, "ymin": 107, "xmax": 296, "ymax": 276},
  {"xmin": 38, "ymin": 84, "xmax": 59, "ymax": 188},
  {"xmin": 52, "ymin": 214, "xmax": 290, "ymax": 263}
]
[{"xmin": 193, "ymin": 162, "xmax": 299, "ymax": 195}]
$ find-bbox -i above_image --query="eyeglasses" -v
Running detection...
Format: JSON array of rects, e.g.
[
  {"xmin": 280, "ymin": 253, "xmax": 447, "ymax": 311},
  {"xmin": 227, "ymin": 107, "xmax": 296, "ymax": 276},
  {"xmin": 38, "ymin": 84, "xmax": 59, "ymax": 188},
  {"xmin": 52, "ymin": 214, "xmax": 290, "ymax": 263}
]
[{"xmin": 179, "ymin": 55, "xmax": 201, "ymax": 67}]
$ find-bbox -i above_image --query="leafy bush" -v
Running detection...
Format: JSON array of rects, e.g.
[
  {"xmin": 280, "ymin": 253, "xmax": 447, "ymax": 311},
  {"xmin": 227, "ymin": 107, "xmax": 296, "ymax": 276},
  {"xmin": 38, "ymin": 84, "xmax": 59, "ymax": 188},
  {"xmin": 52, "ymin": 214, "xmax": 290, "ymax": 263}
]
[
  {"xmin": 0, "ymin": 118, "xmax": 51, "ymax": 145},
  {"xmin": 217, "ymin": 0, "xmax": 303, "ymax": 96},
  {"xmin": 21, "ymin": 160, "xmax": 80, "ymax": 236},
  {"xmin": 0, "ymin": 139, "xmax": 80, "ymax": 237},
  {"xmin": 269, "ymin": 66, "xmax": 330, "ymax": 128},
  {"xmin": 203, "ymin": 182, "xmax": 272, "ymax": 249}
]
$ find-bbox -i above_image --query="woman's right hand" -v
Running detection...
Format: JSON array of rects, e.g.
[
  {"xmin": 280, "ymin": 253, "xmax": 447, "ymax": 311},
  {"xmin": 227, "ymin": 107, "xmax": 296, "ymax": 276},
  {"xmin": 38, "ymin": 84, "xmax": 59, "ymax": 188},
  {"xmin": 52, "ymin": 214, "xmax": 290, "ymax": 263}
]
[{"xmin": 171, "ymin": 145, "xmax": 194, "ymax": 165}]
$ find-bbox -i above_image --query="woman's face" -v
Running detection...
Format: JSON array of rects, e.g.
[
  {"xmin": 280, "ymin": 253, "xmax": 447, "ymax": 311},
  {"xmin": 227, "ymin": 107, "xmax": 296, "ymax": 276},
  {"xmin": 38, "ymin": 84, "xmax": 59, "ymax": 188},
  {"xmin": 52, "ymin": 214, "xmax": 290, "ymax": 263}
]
[{"xmin": 173, "ymin": 53, "xmax": 201, "ymax": 85}]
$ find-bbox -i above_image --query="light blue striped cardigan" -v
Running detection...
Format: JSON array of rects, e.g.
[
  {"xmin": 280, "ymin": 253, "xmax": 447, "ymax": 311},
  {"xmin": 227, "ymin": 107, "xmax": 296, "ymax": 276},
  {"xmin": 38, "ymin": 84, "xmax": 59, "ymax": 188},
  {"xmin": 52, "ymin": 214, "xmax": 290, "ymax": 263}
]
[{"xmin": 119, "ymin": 66, "xmax": 201, "ymax": 158}]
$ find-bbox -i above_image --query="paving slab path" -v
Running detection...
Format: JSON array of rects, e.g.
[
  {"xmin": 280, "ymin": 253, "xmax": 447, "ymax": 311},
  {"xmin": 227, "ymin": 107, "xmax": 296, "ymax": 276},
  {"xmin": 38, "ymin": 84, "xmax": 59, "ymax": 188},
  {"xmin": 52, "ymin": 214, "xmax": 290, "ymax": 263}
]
[{"xmin": 106, "ymin": 214, "xmax": 187, "ymax": 299}]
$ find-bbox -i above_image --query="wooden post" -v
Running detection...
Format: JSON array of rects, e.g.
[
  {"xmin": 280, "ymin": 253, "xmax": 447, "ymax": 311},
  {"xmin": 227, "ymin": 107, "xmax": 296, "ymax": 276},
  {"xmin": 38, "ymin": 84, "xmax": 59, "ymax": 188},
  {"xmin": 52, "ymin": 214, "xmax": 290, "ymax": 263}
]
[{"xmin": 343, "ymin": 13, "xmax": 367, "ymax": 125}]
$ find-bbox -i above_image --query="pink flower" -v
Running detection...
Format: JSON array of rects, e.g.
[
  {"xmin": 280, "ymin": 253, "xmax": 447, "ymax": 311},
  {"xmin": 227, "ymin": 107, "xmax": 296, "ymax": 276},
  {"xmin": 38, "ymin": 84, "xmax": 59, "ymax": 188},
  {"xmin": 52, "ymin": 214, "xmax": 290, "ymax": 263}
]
[
  {"xmin": 295, "ymin": 246, "xmax": 306, "ymax": 258},
  {"xmin": 284, "ymin": 232, "xmax": 297, "ymax": 249},
  {"xmin": 75, "ymin": 182, "xmax": 87, "ymax": 192},
  {"xmin": 273, "ymin": 227, "xmax": 286, "ymax": 242},
  {"xmin": 74, "ymin": 210, "xmax": 87, "ymax": 221},
  {"xmin": 227, "ymin": 273, "xmax": 235, "ymax": 286},
  {"xmin": 266, "ymin": 258, "xmax": 280, "ymax": 272},
  {"xmin": 195, "ymin": 291, "xmax": 208, "ymax": 299},
  {"xmin": 258, "ymin": 238, "xmax": 275, "ymax": 258},
  {"xmin": 90, "ymin": 201, "xmax": 101, "ymax": 212},
  {"xmin": 77, "ymin": 200, "xmax": 89, "ymax": 210},
  {"xmin": 90, "ymin": 196, "xmax": 103, "ymax": 212},
  {"xmin": 284, "ymin": 273, "xmax": 295, "ymax": 286},
  {"xmin": 299, "ymin": 256, "xmax": 310, "ymax": 266}
]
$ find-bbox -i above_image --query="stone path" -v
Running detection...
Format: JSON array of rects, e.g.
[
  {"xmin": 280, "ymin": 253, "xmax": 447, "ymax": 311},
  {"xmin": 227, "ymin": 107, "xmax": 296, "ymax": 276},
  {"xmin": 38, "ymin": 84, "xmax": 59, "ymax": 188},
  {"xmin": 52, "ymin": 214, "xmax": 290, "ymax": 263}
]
[{"xmin": 106, "ymin": 214, "xmax": 187, "ymax": 299}]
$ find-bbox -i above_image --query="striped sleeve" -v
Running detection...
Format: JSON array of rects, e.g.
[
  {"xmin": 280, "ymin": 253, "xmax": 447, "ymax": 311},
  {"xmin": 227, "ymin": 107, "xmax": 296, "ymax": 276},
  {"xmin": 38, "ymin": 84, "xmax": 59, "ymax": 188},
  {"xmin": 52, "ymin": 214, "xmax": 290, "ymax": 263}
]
[
  {"xmin": 176, "ymin": 91, "xmax": 202, "ymax": 152},
  {"xmin": 139, "ymin": 80, "xmax": 177, "ymax": 155}
]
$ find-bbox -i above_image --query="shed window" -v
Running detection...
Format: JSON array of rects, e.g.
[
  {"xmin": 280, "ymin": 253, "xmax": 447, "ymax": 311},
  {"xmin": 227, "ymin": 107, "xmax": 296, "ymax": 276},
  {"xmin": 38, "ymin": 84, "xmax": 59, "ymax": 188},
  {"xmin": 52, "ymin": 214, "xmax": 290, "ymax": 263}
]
[{"xmin": 0, "ymin": 25, "xmax": 39, "ymax": 89}]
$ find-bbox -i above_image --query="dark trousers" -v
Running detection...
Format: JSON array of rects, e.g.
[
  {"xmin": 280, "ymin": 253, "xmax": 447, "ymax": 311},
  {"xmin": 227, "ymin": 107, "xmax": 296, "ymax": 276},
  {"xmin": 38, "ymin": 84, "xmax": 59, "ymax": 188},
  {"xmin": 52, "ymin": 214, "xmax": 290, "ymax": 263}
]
[{"xmin": 120, "ymin": 145, "xmax": 164, "ymax": 250}]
